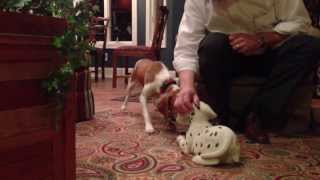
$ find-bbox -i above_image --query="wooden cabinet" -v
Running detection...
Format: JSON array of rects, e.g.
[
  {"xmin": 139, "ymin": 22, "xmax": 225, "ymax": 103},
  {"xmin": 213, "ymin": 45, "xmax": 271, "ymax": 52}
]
[{"xmin": 0, "ymin": 12, "xmax": 76, "ymax": 180}]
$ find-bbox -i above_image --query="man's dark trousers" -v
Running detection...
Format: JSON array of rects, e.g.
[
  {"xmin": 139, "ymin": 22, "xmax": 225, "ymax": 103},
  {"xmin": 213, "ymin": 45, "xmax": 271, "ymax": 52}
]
[{"xmin": 198, "ymin": 32, "xmax": 320, "ymax": 130}]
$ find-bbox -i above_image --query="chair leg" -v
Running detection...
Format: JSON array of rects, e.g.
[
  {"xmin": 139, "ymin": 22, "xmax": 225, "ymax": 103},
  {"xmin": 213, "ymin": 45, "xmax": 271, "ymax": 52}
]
[
  {"xmin": 125, "ymin": 57, "xmax": 129, "ymax": 86},
  {"xmin": 310, "ymin": 107, "xmax": 316, "ymax": 131},
  {"xmin": 97, "ymin": 49, "xmax": 104, "ymax": 81},
  {"xmin": 112, "ymin": 52, "xmax": 118, "ymax": 88},
  {"xmin": 101, "ymin": 51, "xmax": 105, "ymax": 80},
  {"xmin": 94, "ymin": 51, "xmax": 99, "ymax": 82},
  {"xmin": 155, "ymin": 51, "xmax": 160, "ymax": 61}
]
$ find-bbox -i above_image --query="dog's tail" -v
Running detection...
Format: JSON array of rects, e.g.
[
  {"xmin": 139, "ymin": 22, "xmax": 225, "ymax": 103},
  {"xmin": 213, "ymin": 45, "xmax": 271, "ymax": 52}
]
[{"xmin": 200, "ymin": 127, "xmax": 235, "ymax": 159}]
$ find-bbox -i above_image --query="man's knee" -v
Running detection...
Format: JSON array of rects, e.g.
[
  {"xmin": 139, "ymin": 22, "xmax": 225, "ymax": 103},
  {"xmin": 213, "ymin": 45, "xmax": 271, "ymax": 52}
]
[
  {"xmin": 198, "ymin": 32, "xmax": 230, "ymax": 57},
  {"xmin": 287, "ymin": 35, "xmax": 320, "ymax": 56},
  {"xmin": 299, "ymin": 35, "xmax": 320, "ymax": 66},
  {"xmin": 198, "ymin": 33, "xmax": 231, "ymax": 71},
  {"xmin": 278, "ymin": 35, "xmax": 320, "ymax": 67}
]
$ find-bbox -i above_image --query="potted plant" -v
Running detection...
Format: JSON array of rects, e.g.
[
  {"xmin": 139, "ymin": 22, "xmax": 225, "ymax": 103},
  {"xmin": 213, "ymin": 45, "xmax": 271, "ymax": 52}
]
[{"xmin": 1, "ymin": 0, "xmax": 97, "ymax": 122}]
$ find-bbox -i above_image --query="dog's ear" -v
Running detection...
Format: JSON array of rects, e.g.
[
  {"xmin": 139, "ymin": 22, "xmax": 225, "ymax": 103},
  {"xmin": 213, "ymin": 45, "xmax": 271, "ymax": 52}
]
[
  {"xmin": 173, "ymin": 77, "xmax": 180, "ymax": 86},
  {"xmin": 199, "ymin": 101, "xmax": 217, "ymax": 119},
  {"xmin": 155, "ymin": 94, "xmax": 169, "ymax": 116}
]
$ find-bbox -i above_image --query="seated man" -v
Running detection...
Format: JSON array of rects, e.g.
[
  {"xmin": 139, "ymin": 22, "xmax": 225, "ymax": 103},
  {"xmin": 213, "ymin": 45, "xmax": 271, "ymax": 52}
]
[{"xmin": 173, "ymin": 0, "xmax": 320, "ymax": 143}]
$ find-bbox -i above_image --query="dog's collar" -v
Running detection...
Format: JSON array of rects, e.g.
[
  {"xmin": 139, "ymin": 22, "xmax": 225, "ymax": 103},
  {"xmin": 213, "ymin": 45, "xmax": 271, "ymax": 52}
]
[{"xmin": 160, "ymin": 78, "xmax": 177, "ymax": 94}]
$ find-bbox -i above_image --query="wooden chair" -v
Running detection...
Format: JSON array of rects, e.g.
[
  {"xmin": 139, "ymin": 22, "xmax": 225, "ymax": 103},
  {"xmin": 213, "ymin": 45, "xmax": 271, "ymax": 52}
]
[
  {"xmin": 112, "ymin": 6, "xmax": 169, "ymax": 88},
  {"xmin": 88, "ymin": 17, "xmax": 110, "ymax": 82}
]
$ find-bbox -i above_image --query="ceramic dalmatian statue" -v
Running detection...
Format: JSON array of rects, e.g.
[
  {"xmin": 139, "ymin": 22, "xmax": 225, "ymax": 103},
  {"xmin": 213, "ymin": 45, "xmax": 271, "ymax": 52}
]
[{"xmin": 176, "ymin": 101, "xmax": 240, "ymax": 166}]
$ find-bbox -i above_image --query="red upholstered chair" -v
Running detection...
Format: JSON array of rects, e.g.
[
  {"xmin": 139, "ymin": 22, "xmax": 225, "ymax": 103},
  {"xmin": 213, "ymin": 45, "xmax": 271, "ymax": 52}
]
[
  {"xmin": 112, "ymin": 6, "xmax": 169, "ymax": 88},
  {"xmin": 88, "ymin": 17, "xmax": 110, "ymax": 82}
]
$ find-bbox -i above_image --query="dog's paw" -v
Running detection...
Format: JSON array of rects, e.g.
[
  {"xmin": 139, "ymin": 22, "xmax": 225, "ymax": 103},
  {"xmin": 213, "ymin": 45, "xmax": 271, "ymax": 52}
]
[
  {"xmin": 176, "ymin": 135, "xmax": 185, "ymax": 143},
  {"xmin": 120, "ymin": 105, "xmax": 126, "ymax": 111},
  {"xmin": 145, "ymin": 127, "xmax": 155, "ymax": 134},
  {"xmin": 192, "ymin": 155, "xmax": 203, "ymax": 163}
]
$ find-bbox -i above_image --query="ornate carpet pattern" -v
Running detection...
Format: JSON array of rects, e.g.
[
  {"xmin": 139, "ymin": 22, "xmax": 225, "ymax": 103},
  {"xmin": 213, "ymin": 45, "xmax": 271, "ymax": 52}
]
[
  {"xmin": 76, "ymin": 106, "xmax": 320, "ymax": 179},
  {"xmin": 76, "ymin": 81, "xmax": 320, "ymax": 179}
]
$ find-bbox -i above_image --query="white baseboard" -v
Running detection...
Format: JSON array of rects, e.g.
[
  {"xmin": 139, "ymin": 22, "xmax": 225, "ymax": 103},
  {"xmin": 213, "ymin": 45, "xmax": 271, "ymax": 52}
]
[{"xmin": 89, "ymin": 67, "xmax": 177, "ymax": 79}]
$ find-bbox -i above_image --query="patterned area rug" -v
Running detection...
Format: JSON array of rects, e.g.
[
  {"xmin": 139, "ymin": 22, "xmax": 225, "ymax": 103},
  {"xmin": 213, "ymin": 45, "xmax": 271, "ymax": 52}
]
[{"xmin": 76, "ymin": 106, "xmax": 320, "ymax": 179}]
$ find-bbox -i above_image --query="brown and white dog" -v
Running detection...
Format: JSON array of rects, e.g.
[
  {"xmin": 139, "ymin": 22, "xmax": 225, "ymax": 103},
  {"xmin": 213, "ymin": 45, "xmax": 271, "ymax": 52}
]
[{"xmin": 121, "ymin": 58, "xmax": 180, "ymax": 133}]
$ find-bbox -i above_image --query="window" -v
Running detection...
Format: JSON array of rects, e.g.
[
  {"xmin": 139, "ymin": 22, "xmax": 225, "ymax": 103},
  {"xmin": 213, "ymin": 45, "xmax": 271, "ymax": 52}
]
[{"xmin": 104, "ymin": 0, "xmax": 137, "ymax": 48}]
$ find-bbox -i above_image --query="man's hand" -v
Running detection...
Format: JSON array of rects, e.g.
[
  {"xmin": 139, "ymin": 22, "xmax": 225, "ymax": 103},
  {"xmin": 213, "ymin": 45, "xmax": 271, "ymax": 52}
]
[
  {"xmin": 229, "ymin": 33, "xmax": 264, "ymax": 56},
  {"xmin": 174, "ymin": 85, "xmax": 199, "ymax": 114},
  {"xmin": 174, "ymin": 70, "xmax": 200, "ymax": 115}
]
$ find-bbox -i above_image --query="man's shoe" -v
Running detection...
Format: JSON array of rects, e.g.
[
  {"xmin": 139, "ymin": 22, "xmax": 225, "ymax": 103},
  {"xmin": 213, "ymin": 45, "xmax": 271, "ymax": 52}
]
[{"xmin": 245, "ymin": 113, "xmax": 270, "ymax": 144}]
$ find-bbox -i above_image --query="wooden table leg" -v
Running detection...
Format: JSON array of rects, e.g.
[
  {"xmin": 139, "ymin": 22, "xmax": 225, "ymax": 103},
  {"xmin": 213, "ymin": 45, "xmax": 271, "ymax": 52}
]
[
  {"xmin": 125, "ymin": 56, "xmax": 129, "ymax": 86},
  {"xmin": 94, "ymin": 50, "xmax": 99, "ymax": 82},
  {"xmin": 101, "ymin": 51, "xmax": 105, "ymax": 80},
  {"xmin": 112, "ymin": 52, "xmax": 118, "ymax": 88}
]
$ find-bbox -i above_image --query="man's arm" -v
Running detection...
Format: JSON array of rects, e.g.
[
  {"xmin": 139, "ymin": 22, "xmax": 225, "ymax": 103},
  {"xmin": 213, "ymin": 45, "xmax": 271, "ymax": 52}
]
[
  {"xmin": 256, "ymin": 32, "xmax": 288, "ymax": 48},
  {"xmin": 229, "ymin": 32, "xmax": 288, "ymax": 56},
  {"xmin": 273, "ymin": 0, "xmax": 312, "ymax": 35},
  {"xmin": 173, "ymin": 0, "xmax": 206, "ymax": 114},
  {"xmin": 173, "ymin": 0, "xmax": 206, "ymax": 74},
  {"xmin": 230, "ymin": 0, "xmax": 311, "ymax": 55}
]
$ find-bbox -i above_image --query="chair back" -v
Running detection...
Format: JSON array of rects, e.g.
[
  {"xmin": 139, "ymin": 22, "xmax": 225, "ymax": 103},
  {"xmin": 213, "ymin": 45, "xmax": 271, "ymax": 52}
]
[
  {"xmin": 151, "ymin": 6, "xmax": 169, "ymax": 60},
  {"xmin": 303, "ymin": 0, "xmax": 320, "ymax": 28},
  {"xmin": 88, "ymin": 17, "xmax": 110, "ymax": 49}
]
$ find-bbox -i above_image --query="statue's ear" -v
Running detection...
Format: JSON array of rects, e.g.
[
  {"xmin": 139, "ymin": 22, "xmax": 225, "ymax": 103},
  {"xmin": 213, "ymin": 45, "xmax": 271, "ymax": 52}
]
[
  {"xmin": 199, "ymin": 101, "xmax": 217, "ymax": 119},
  {"xmin": 176, "ymin": 114, "xmax": 191, "ymax": 125}
]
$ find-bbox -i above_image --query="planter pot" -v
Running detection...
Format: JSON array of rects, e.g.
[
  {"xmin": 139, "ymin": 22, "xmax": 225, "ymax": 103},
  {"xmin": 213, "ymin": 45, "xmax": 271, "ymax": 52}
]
[{"xmin": 75, "ymin": 68, "xmax": 95, "ymax": 122}]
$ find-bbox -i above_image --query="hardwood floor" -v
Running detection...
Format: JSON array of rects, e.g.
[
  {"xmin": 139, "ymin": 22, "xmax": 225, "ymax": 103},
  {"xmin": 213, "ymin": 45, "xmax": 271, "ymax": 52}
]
[{"xmin": 92, "ymin": 78, "xmax": 134, "ymax": 113}]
